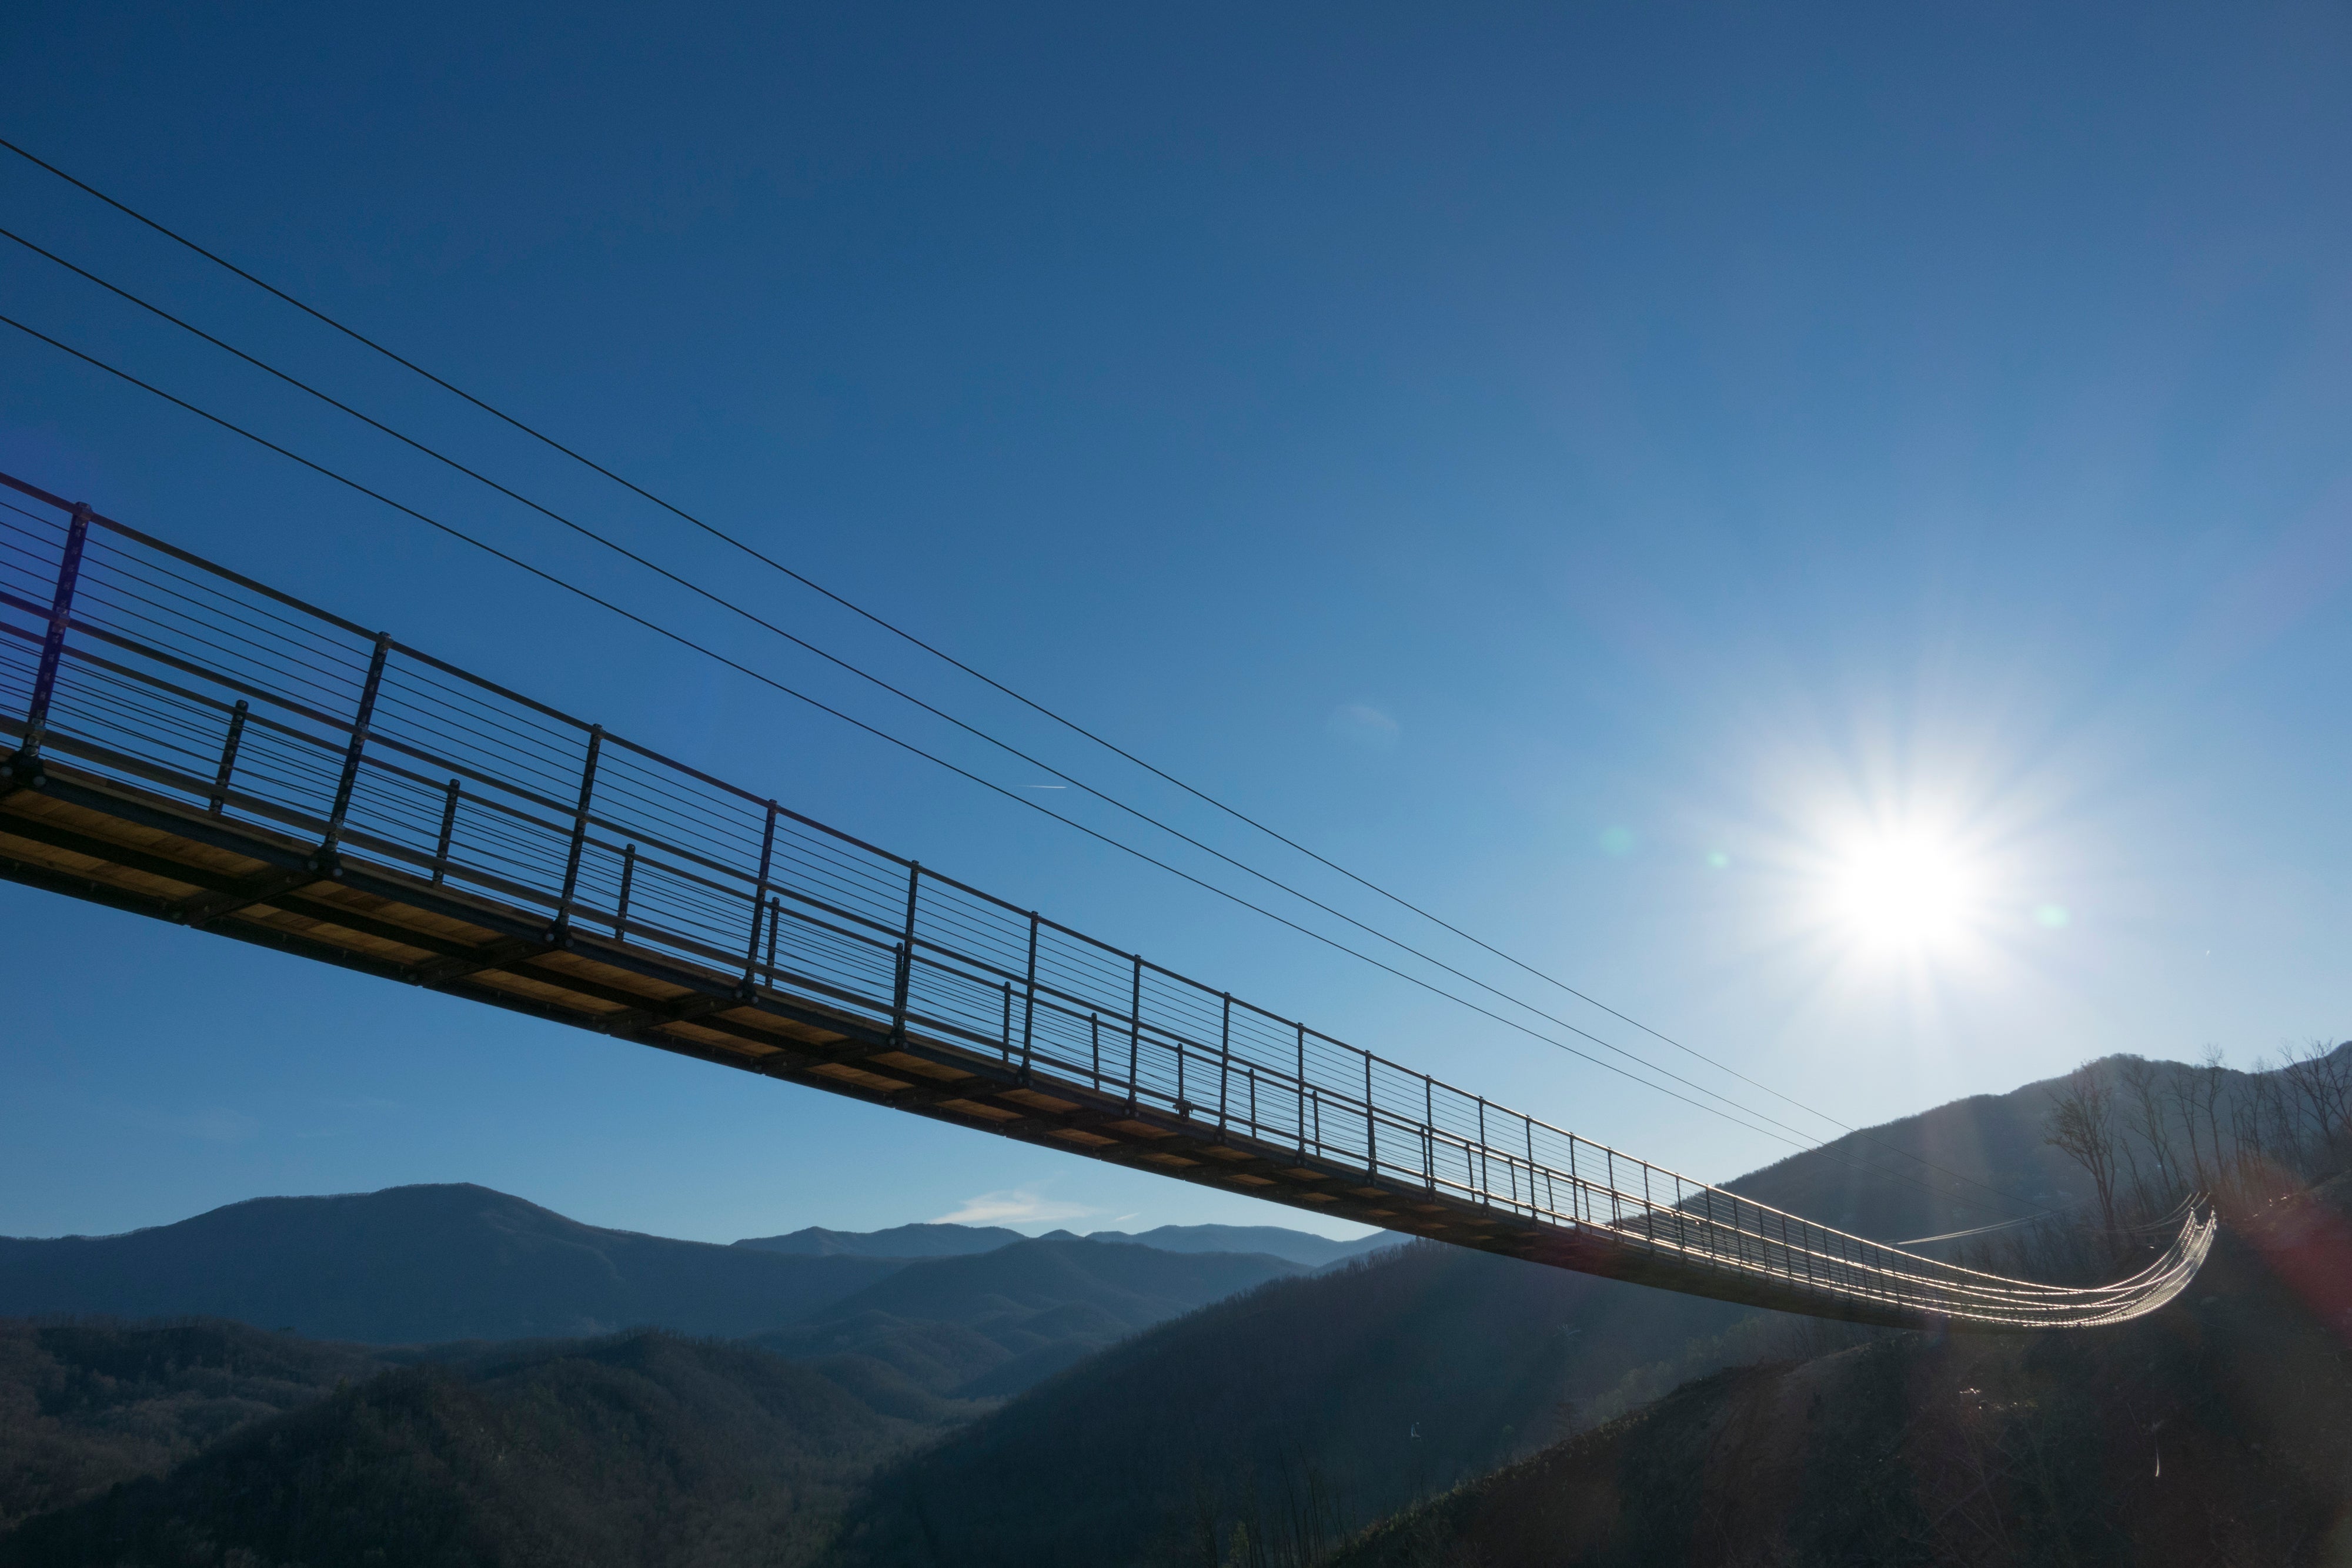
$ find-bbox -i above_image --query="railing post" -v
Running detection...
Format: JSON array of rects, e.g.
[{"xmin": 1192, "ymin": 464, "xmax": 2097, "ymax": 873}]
[
  {"xmin": 553, "ymin": 724, "xmax": 602, "ymax": 931},
  {"xmin": 430, "ymin": 779, "xmax": 461, "ymax": 884},
  {"xmin": 1365, "ymin": 1054, "xmax": 1377, "ymax": 1176},
  {"xmin": 1295, "ymin": 1022, "xmax": 1307, "ymax": 1154},
  {"xmin": 1218, "ymin": 995, "xmax": 1231, "ymax": 1131},
  {"xmin": 1089, "ymin": 1012, "xmax": 1100, "ymax": 1089},
  {"xmin": 613, "ymin": 843, "xmax": 636, "ymax": 934},
  {"xmin": 741, "ymin": 800, "xmax": 777, "ymax": 991},
  {"xmin": 207, "ymin": 700, "xmax": 248, "ymax": 815},
  {"xmin": 1476, "ymin": 1096, "xmax": 1489, "ymax": 1199},
  {"xmin": 1424, "ymin": 1076, "xmax": 1435, "ymax": 1191},
  {"xmin": 1127, "ymin": 954, "xmax": 1142, "ymax": 1111},
  {"xmin": 890, "ymin": 863, "xmax": 920, "ymax": 1043},
  {"xmin": 323, "ymin": 633, "xmax": 390, "ymax": 847},
  {"xmin": 764, "ymin": 897, "xmax": 781, "ymax": 985},
  {"xmin": 10, "ymin": 500, "xmax": 91, "ymax": 771},
  {"xmin": 1021, "ymin": 914, "xmax": 1038, "ymax": 1077}
]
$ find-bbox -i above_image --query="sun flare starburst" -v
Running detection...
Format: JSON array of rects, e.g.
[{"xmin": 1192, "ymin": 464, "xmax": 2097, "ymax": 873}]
[{"xmin": 1830, "ymin": 832, "xmax": 1979, "ymax": 953}]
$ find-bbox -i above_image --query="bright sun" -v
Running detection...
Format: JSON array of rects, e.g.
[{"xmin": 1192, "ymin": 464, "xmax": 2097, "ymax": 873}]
[{"xmin": 1832, "ymin": 833, "xmax": 1978, "ymax": 952}]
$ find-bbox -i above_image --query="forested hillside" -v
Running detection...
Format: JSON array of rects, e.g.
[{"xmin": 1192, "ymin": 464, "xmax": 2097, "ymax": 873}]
[
  {"xmin": 5, "ymin": 1048, "xmax": 2345, "ymax": 1566},
  {"xmin": 824, "ymin": 1239, "xmax": 1763, "ymax": 1567},
  {"xmin": 1730, "ymin": 1043, "xmax": 2352, "ymax": 1243},
  {"xmin": 1328, "ymin": 1177, "xmax": 2352, "ymax": 1568},
  {"xmin": 749, "ymin": 1238, "xmax": 1312, "ymax": 1399},
  {"xmin": 1, "ymin": 1332, "xmax": 935, "ymax": 1568}
]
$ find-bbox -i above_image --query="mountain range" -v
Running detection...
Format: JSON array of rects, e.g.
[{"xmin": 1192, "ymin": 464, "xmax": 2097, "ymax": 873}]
[
  {"xmin": 0, "ymin": 1185, "xmax": 1351, "ymax": 1346},
  {"xmin": 3, "ymin": 1046, "xmax": 2344, "ymax": 1565},
  {"xmin": 735, "ymin": 1219, "xmax": 1399, "ymax": 1268}
]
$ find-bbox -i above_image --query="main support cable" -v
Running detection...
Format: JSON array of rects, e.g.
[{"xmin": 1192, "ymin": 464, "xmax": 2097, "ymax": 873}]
[
  {"xmin": 0, "ymin": 468, "xmax": 2217, "ymax": 1329},
  {"xmin": 0, "ymin": 319, "xmax": 1861, "ymax": 1163},
  {"xmin": 0, "ymin": 197, "xmax": 2044, "ymax": 1220},
  {"xmin": 0, "ymin": 135, "xmax": 2052, "ymax": 1213}
]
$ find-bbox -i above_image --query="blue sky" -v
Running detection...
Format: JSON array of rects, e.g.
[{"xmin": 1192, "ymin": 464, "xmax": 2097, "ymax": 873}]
[{"xmin": 2, "ymin": 1, "xmax": 2346, "ymax": 1243}]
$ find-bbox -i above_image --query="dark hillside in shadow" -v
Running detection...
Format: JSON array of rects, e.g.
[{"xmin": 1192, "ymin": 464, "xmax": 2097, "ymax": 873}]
[
  {"xmin": 749, "ymin": 1238, "xmax": 1306, "ymax": 1400},
  {"xmin": 1327, "ymin": 1178, "xmax": 2352, "ymax": 1568},
  {"xmin": 823, "ymin": 1239, "xmax": 1759, "ymax": 1568},
  {"xmin": 0, "ymin": 1318, "xmax": 382, "ymax": 1532},
  {"xmin": 0, "ymin": 1331, "xmax": 931, "ymax": 1568}
]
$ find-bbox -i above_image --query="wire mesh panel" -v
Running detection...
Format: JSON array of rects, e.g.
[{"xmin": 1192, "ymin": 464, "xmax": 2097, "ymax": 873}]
[{"xmin": 0, "ymin": 470, "xmax": 2217, "ymax": 1331}]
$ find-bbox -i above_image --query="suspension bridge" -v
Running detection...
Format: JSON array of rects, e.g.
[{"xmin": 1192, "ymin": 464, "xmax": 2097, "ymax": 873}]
[{"xmin": 0, "ymin": 471, "xmax": 2213, "ymax": 1329}]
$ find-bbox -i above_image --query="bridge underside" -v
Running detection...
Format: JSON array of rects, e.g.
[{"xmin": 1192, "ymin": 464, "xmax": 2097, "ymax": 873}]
[{"xmin": 4, "ymin": 755, "xmax": 1950, "ymax": 1328}]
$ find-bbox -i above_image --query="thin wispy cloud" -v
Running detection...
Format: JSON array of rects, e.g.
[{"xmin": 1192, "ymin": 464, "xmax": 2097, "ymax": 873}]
[
  {"xmin": 932, "ymin": 1185, "xmax": 1102, "ymax": 1228},
  {"xmin": 174, "ymin": 1108, "xmax": 259, "ymax": 1144},
  {"xmin": 1325, "ymin": 701, "xmax": 1401, "ymax": 752}
]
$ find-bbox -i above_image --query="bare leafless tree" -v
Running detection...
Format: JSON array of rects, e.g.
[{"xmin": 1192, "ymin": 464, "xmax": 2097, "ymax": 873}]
[
  {"xmin": 2279, "ymin": 1039, "xmax": 2352, "ymax": 1175},
  {"xmin": 2044, "ymin": 1062, "xmax": 2122, "ymax": 1238},
  {"xmin": 2166, "ymin": 1061, "xmax": 2211, "ymax": 1192},
  {"xmin": 2117, "ymin": 1057, "xmax": 2181, "ymax": 1206},
  {"xmin": 2197, "ymin": 1045, "xmax": 2232, "ymax": 1187}
]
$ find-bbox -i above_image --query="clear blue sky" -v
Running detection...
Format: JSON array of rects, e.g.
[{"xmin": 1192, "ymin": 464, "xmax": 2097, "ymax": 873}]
[{"xmin": 2, "ymin": 2, "xmax": 2346, "ymax": 1243}]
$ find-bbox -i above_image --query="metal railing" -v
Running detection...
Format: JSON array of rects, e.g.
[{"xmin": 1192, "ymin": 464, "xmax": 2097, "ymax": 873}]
[{"xmin": 0, "ymin": 471, "xmax": 2213, "ymax": 1328}]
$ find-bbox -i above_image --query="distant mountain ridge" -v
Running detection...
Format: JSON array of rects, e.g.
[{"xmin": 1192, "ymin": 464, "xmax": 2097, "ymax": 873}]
[
  {"xmin": 0, "ymin": 1186, "xmax": 1310, "ymax": 1362},
  {"xmin": 734, "ymin": 1222, "xmax": 1029, "ymax": 1259},
  {"xmin": 0, "ymin": 1185, "xmax": 913, "ymax": 1343},
  {"xmin": 734, "ymin": 1219, "xmax": 1396, "ymax": 1268}
]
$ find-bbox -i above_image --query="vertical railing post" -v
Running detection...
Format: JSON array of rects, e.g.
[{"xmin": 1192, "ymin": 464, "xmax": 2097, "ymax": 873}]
[
  {"xmin": 1089, "ymin": 1012, "xmax": 1100, "ymax": 1089},
  {"xmin": 207, "ymin": 700, "xmax": 249, "ymax": 815},
  {"xmin": 1218, "ymin": 995, "xmax": 1231, "ymax": 1132},
  {"xmin": 1525, "ymin": 1116, "xmax": 1538, "ymax": 1216},
  {"xmin": 1295, "ymin": 1023, "xmax": 1307, "ymax": 1155},
  {"xmin": 430, "ymin": 779, "xmax": 460, "ymax": 884},
  {"xmin": 612, "ymin": 844, "xmax": 636, "ymax": 934},
  {"xmin": 1020, "ymin": 914, "xmax": 1038, "ymax": 1078},
  {"xmin": 741, "ymin": 800, "xmax": 777, "ymax": 991},
  {"xmin": 1364, "ymin": 1054, "xmax": 1377, "ymax": 1176},
  {"xmin": 1424, "ymin": 1076, "xmax": 1436, "ymax": 1192},
  {"xmin": 1126, "ymin": 955, "xmax": 1142, "ymax": 1111},
  {"xmin": 764, "ymin": 897, "xmax": 780, "ymax": 985},
  {"xmin": 553, "ymin": 725, "xmax": 602, "ymax": 932},
  {"xmin": 323, "ymin": 633, "xmax": 390, "ymax": 847},
  {"xmin": 890, "ymin": 864, "xmax": 920, "ymax": 1042},
  {"xmin": 1476, "ymin": 1097, "xmax": 1489, "ymax": 1200},
  {"xmin": 11, "ymin": 500, "xmax": 91, "ymax": 770}
]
